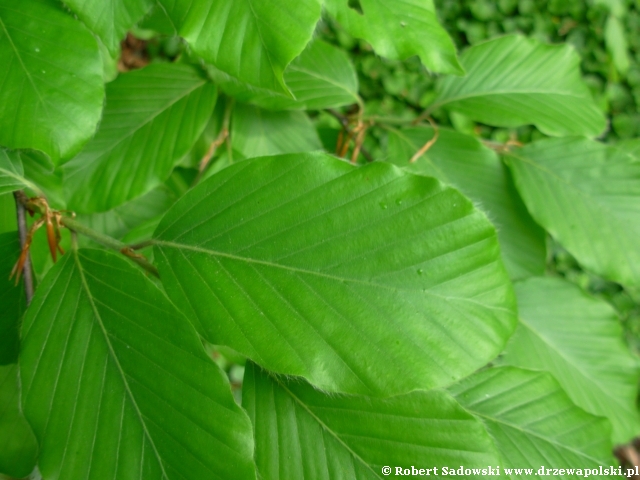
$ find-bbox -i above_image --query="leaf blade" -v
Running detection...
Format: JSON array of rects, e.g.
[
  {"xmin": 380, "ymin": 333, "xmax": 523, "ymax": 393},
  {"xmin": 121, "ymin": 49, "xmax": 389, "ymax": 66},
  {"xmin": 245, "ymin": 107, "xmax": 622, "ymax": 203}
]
[
  {"xmin": 20, "ymin": 248, "xmax": 256, "ymax": 480},
  {"xmin": 0, "ymin": 0, "xmax": 104, "ymax": 163},
  {"xmin": 62, "ymin": 63, "xmax": 217, "ymax": 213},
  {"xmin": 210, "ymin": 39, "xmax": 361, "ymax": 110},
  {"xmin": 433, "ymin": 35, "xmax": 606, "ymax": 137},
  {"xmin": 159, "ymin": 0, "xmax": 322, "ymax": 94},
  {"xmin": 154, "ymin": 153, "xmax": 517, "ymax": 396},
  {"xmin": 500, "ymin": 277, "xmax": 640, "ymax": 443},
  {"xmin": 325, "ymin": 0, "xmax": 463, "ymax": 75},
  {"xmin": 505, "ymin": 137, "xmax": 640, "ymax": 287},
  {"xmin": 450, "ymin": 366, "xmax": 615, "ymax": 477},
  {"xmin": 244, "ymin": 362, "xmax": 502, "ymax": 479}
]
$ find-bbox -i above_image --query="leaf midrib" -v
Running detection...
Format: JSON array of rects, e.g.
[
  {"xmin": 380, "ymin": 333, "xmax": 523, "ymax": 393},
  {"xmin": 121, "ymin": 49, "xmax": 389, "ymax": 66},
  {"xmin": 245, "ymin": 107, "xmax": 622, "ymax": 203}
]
[
  {"xmin": 471, "ymin": 408, "xmax": 606, "ymax": 465},
  {"xmin": 155, "ymin": 240, "xmax": 509, "ymax": 313},
  {"xmin": 516, "ymin": 317, "xmax": 634, "ymax": 415},
  {"xmin": 431, "ymin": 89, "xmax": 588, "ymax": 112},
  {"xmin": 72, "ymin": 249, "xmax": 169, "ymax": 480},
  {"xmin": 275, "ymin": 375, "xmax": 382, "ymax": 479}
]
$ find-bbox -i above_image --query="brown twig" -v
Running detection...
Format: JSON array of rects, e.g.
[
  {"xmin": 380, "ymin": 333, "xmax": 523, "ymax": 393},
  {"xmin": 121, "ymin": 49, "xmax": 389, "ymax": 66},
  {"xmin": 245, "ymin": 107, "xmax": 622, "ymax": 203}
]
[
  {"xmin": 14, "ymin": 195, "xmax": 159, "ymax": 278},
  {"xmin": 13, "ymin": 191, "xmax": 34, "ymax": 305},
  {"xmin": 615, "ymin": 440, "xmax": 640, "ymax": 479},
  {"xmin": 326, "ymin": 109, "xmax": 374, "ymax": 162},
  {"xmin": 194, "ymin": 98, "xmax": 235, "ymax": 185},
  {"xmin": 351, "ymin": 122, "xmax": 370, "ymax": 164},
  {"xmin": 410, "ymin": 117, "xmax": 440, "ymax": 163}
]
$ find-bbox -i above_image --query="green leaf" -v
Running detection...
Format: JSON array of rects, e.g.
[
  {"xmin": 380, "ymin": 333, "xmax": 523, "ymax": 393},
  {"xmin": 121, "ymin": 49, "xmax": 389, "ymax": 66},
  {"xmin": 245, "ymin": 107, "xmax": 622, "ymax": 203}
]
[
  {"xmin": 0, "ymin": 232, "xmax": 24, "ymax": 365},
  {"xmin": 63, "ymin": 0, "xmax": 154, "ymax": 55},
  {"xmin": 20, "ymin": 248, "xmax": 256, "ymax": 479},
  {"xmin": 0, "ymin": 149, "xmax": 34, "ymax": 195},
  {"xmin": 209, "ymin": 40, "xmax": 361, "ymax": 111},
  {"xmin": 231, "ymin": 104, "xmax": 323, "ymax": 159},
  {"xmin": 0, "ymin": 364, "xmax": 38, "ymax": 478},
  {"xmin": 153, "ymin": 153, "xmax": 517, "ymax": 396},
  {"xmin": 244, "ymin": 362, "xmax": 502, "ymax": 479},
  {"xmin": 604, "ymin": 16, "xmax": 630, "ymax": 76},
  {"xmin": 62, "ymin": 63, "xmax": 217, "ymax": 213},
  {"xmin": 159, "ymin": 0, "xmax": 322, "ymax": 94},
  {"xmin": 324, "ymin": 0, "xmax": 463, "ymax": 75},
  {"xmin": 618, "ymin": 138, "xmax": 640, "ymax": 159},
  {"xmin": 505, "ymin": 137, "xmax": 640, "ymax": 287},
  {"xmin": 386, "ymin": 127, "xmax": 546, "ymax": 280},
  {"xmin": 432, "ymin": 35, "xmax": 606, "ymax": 137},
  {"xmin": 0, "ymin": 0, "xmax": 104, "ymax": 163},
  {"xmin": 450, "ymin": 366, "xmax": 614, "ymax": 477},
  {"xmin": 500, "ymin": 277, "xmax": 640, "ymax": 443}
]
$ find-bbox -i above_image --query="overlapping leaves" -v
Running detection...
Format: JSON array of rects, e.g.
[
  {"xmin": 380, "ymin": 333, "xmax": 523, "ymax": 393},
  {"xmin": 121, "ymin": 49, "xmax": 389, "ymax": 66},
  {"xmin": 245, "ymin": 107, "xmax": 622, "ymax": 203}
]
[
  {"xmin": 62, "ymin": 63, "xmax": 217, "ymax": 213},
  {"xmin": 505, "ymin": 137, "xmax": 640, "ymax": 287},
  {"xmin": 450, "ymin": 366, "xmax": 614, "ymax": 477},
  {"xmin": 209, "ymin": 40, "xmax": 361, "ymax": 111},
  {"xmin": 244, "ymin": 362, "xmax": 502, "ymax": 480},
  {"xmin": 154, "ymin": 153, "xmax": 517, "ymax": 396},
  {"xmin": 63, "ymin": 0, "xmax": 153, "ymax": 55},
  {"xmin": 386, "ymin": 127, "xmax": 546, "ymax": 280},
  {"xmin": 159, "ymin": 0, "xmax": 322, "ymax": 94},
  {"xmin": 500, "ymin": 277, "xmax": 640, "ymax": 443}
]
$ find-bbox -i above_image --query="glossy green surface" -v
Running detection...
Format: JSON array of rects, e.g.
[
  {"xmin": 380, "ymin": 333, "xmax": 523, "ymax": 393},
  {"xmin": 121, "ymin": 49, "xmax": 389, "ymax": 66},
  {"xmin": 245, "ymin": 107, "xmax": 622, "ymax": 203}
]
[
  {"xmin": 501, "ymin": 277, "xmax": 640, "ymax": 443},
  {"xmin": 20, "ymin": 249, "xmax": 256, "ymax": 480},
  {"xmin": 434, "ymin": 35, "xmax": 606, "ymax": 137},
  {"xmin": 244, "ymin": 362, "xmax": 502, "ymax": 480},
  {"xmin": 154, "ymin": 153, "xmax": 517, "ymax": 396},
  {"xmin": 0, "ymin": 0, "xmax": 104, "ymax": 163}
]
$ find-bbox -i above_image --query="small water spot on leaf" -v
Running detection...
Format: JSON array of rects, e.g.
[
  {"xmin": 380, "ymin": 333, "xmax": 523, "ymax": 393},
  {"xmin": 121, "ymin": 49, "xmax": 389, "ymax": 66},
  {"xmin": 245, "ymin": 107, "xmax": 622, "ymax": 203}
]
[
  {"xmin": 417, "ymin": 269, "xmax": 424, "ymax": 275},
  {"xmin": 34, "ymin": 47, "xmax": 40, "ymax": 52},
  {"xmin": 396, "ymin": 199, "xmax": 403, "ymax": 206},
  {"xmin": 379, "ymin": 202, "xmax": 388, "ymax": 210},
  {"xmin": 41, "ymin": 70, "xmax": 46, "ymax": 74}
]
